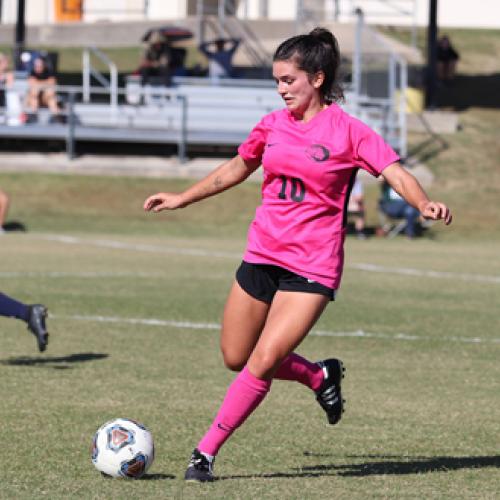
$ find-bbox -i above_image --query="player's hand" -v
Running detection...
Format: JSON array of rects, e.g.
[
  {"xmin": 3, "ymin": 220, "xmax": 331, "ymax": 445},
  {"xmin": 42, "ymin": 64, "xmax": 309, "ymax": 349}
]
[
  {"xmin": 418, "ymin": 201, "xmax": 453, "ymax": 225},
  {"xmin": 143, "ymin": 192, "xmax": 187, "ymax": 212}
]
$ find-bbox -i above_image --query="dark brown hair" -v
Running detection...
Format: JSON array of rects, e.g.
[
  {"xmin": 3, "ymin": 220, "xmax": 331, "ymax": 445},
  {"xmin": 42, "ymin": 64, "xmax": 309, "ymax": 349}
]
[{"xmin": 273, "ymin": 27, "xmax": 344, "ymax": 103}]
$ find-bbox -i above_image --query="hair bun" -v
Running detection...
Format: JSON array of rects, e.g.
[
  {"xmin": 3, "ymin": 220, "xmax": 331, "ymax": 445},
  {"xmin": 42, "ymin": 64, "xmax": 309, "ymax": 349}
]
[{"xmin": 309, "ymin": 27, "xmax": 335, "ymax": 44}]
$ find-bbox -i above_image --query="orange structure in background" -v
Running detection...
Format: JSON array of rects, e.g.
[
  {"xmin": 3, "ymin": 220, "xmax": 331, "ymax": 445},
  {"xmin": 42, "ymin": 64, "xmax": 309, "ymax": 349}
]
[{"xmin": 54, "ymin": 0, "xmax": 83, "ymax": 22}]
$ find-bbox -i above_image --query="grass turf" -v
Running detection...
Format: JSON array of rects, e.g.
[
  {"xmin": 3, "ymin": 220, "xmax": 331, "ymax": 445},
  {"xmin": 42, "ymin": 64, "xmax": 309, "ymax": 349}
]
[
  {"xmin": 0, "ymin": 172, "xmax": 499, "ymax": 499},
  {"xmin": 1, "ymin": 26, "xmax": 500, "ymax": 498}
]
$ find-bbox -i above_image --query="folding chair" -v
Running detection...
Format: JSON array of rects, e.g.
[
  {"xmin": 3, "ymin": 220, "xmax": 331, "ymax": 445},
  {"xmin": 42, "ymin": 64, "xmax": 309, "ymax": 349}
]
[{"xmin": 378, "ymin": 208, "xmax": 407, "ymax": 238}]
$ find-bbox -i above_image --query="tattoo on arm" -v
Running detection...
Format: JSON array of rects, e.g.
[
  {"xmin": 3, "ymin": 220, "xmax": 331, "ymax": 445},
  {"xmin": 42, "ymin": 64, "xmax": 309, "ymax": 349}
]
[{"xmin": 214, "ymin": 176, "xmax": 223, "ymax": 189}]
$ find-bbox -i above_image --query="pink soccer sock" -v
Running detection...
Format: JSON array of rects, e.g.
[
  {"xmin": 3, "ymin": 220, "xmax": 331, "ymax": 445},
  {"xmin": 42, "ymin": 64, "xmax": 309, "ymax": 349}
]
[
  {"xmin": 273, "ymin": 353, "xmax": 324, "ymax": 391},
  {"xmin": 197, "ymin": 366, "xmax": 271, "ymax": 457}
]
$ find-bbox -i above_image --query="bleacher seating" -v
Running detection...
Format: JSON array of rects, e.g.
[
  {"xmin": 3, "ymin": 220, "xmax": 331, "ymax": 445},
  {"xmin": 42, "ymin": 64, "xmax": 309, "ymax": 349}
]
[{"xmin": 0, "ymin": 78, "xmax": 401, "ymax": 161}]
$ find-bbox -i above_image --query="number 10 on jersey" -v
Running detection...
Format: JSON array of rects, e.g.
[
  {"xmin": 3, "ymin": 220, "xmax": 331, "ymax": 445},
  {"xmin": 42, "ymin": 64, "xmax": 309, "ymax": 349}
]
[{"xmin": 278, "ymin": 175, "xmax": 306, "ymax": 202}]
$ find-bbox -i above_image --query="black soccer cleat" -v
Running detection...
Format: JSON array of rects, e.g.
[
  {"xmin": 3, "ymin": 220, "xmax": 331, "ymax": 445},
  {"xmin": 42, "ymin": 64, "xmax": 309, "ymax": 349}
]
[
  {"xmin": 27, "ymin": 304, "xmax": 49, "ymax": 352},
  {"xmin": 184, "ymin": 448, "xmax": 215, "ymax": 482},
  {"xmin": 315, "ymin": 358, "xmax": 345, "ymax": 425}
]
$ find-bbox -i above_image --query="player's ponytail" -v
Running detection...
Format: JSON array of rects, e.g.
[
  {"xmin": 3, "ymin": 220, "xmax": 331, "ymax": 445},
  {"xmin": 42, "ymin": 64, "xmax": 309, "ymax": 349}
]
[{"xmin": 273, "ymin": 27, "xmax": 344, "ymax": 103}]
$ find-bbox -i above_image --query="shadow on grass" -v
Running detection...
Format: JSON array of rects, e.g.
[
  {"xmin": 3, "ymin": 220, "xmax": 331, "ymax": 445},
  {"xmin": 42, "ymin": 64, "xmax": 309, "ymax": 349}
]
[
  {"xmin": 407, "ymin": 132, "xmax": 449, "ymax": 164},
  {"xmin": 141, "ymin": 473, "xmax": 176, "ymax": 480},
  {"xmin": 2, "ymin": 221, "xmax": 26, "ymax": 232},
  {"xmin": 0, "ymin": 352, "xmax": 109, "ymax": 369},
  {"xmin": 100, "ymin": 472, "xmax": 175, "ymax": 480},
  {"xmin": 302, "ymin": 453, "xmax": 500, "ymax": 477},
  {"xmin": 217, "ymin": 454, "xmax": 500, "ymax": 480},
  {"xmin": 437, "ymin": 73, "xmax": 500, "ymax": 111}
]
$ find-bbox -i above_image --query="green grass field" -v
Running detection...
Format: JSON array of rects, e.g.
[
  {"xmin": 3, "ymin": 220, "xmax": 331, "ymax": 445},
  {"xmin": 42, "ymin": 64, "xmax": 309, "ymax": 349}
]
[
  {"xmin": 1, "ymin": 172, "xmax": 499, "ymax": 499},
  {"xmin": 1, "ymin": 25, "xmax": 499, "ymax": 499}
]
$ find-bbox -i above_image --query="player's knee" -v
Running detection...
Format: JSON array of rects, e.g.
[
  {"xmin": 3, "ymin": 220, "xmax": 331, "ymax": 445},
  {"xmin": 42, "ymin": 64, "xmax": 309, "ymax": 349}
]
[
  {"xmin": 221, "ymin": 348, "xmax": 246, "ymax": 372},
  {"xmin": 249, "ymin": 348, "xmax": 282, "ymax": 376}
]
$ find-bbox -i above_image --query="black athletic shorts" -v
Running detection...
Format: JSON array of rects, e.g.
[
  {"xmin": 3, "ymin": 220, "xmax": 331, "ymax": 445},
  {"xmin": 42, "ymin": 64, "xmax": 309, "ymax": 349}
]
[{"xmin": 235, "ymin": 261, "xmax": 336, "ymax": 304}]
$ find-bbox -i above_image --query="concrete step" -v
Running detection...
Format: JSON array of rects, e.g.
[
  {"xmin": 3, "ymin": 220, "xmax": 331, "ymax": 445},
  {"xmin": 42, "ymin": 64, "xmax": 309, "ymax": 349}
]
[{"xmin": 0, "ymin": 17, "xmax": 422, "ymax": 64}]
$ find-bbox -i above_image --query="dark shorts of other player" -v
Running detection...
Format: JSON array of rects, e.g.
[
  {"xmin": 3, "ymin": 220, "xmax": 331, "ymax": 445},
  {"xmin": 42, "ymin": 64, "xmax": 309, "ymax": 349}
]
[{"xmin": 236, "ymin": 261, "xmax": 336, "ymax": 304}]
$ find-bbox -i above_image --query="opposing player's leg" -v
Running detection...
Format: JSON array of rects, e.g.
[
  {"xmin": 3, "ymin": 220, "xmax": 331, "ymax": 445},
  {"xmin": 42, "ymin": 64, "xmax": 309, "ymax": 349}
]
[
  {"xmin": 27, "ymin": 304, "xmax": 49, "ymax": 352},
  {"xmin": 0, "ymin": 292, "xmax": 48, "ymax": 351}
]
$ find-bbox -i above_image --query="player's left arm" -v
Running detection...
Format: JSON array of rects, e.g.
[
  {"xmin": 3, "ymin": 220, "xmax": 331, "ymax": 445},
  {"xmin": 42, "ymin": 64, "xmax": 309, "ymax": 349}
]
[{"xmin": 382, "ymin": 162, "xmax": 452, "ymax": 225}]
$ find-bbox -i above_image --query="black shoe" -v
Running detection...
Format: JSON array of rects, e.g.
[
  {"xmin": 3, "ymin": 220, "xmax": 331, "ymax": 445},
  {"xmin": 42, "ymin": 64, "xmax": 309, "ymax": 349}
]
[
  {"xmin": 184, "ymin": 448, "xmax": 215, "ymax": 482},
  {"xmin": 315, "ymin": 358, "xmax": 345, "ymax": 425},
  {"xmin": 27, "ymin": 304, "xmax": 49, "ymax": 352}
]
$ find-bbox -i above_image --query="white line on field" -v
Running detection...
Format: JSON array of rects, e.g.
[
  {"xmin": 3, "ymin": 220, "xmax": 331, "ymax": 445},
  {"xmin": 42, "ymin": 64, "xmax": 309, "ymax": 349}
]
[
  {"xmin": 0, "ymin": 271, "xmax": 157, "ymax": 278},
  {"xmin": 349, "ymin": 263, "xmax": 500, "ymax": 284},
  {"xmin": 30, "ymin": 234, "xmax": 500, "ymax": 285},
  {"xmin": 34, "ymin": 234, "xmax": 241, "ymax": 259},
  {"xmin": 53, "ymin": 314, "xmax": 500, "ymax": 345}
]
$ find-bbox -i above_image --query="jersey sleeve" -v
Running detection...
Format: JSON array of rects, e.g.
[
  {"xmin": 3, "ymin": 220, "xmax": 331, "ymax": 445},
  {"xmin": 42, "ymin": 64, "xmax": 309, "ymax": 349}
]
[
  {"xmin": 350, "ymin": 118, "xmax": 400, "ymax": 176},
  {"xmin": 238, "ymin": 113, "xmax": 273, "ymax": 163}
]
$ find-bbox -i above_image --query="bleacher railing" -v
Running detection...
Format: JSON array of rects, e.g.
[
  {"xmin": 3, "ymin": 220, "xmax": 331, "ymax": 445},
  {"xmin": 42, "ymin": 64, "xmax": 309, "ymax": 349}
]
[
  {"xmin": 82, "ymin": 47, "xmax": 118, "ymax": 109},
  {"xmin": 0, "ymin": 76, "xmax": 404, "ymax": 163}
]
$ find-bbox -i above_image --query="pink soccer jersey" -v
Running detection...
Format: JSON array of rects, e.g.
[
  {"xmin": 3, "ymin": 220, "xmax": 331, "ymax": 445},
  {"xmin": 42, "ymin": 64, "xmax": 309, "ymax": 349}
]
[{"xmin": 238, "ymin": 103, "xmax": 399, "ymax": 289}]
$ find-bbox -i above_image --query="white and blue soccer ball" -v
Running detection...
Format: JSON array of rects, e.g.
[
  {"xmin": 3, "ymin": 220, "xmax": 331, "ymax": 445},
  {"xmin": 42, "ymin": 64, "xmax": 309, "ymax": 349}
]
[{"xmin": 91, "ymin": 418, "xmax": 155, "ymax": 479}]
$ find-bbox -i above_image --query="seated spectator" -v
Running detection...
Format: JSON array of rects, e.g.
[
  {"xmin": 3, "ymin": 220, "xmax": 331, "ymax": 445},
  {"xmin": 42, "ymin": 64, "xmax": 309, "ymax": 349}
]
[
  {"xmin": 347, "ymin": 178, "xmax": 367, "ymax": 239},
  {"xmin": 437, "ymin": 35, "xmax": 459, "ymax": 82},
  {"xmin": 0, "ymin": 53, "xmax": 24, "ymax": 125},
  {"xmin": 169, "ymin": 46, "xmax": 187, "ymax": 77},
  {"xmin": 138, "ymin": 30, "xmax": 171, "ymax": 86},
  {"xmin": 0, "ymin": 53, "xmax": 14, "ymax": 108},
  {"xmin": 26, "ymin": 56, "xmax": 60, "ymax": 115},
  {"xmin": 0, "ymin": 187, "xmax": 10, "ymax": 234},
  {"xmin": 378, "ymin": 180, "xmax": 420, "ymax": 239},
  {"xmin": 199, "ymin": 38, "xmax": 240, "ymax": 81}
]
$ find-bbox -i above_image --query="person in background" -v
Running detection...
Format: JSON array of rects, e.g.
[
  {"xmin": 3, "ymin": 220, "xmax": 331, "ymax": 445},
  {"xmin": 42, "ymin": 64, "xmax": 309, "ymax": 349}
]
[
  {"xmin": 437, "ymin": 35, "xmax": 459, "ymax": 82},
  {"xmin": 0, "ymin": 184, "xmax": 49, "ymax": 349},
  {"xmin": 139, "ymin": 30, "xmax": 172, "ymax": 86},
  {"xmin": 379, "ymin": 180, "xmax": 421, "ymax": 238},
  {"xmin": 0, "ymin": 187, "xmax": 10, "ymax": 234},
  {"xmin": 0, "ymin": 291, "xmax": 49, "ymax": 351},
  {"xmin": 347, "ymin": 177, "xmax": 367, "ymax": 239},
  {"xmin": 26, "ymin": 56, "xmax": 60, "ymax": 115},
  {"xmin": 199, "ymin": 37, "xmax": 240, "ymax": 81},
  {"xmin": 0, "ymin": 53, "xmax": 14, "ymax": 109}
]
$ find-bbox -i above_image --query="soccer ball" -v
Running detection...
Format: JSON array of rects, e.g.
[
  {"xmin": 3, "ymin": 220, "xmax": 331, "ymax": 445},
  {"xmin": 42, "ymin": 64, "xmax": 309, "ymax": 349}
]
[{"xmin": 91, "ymin": 418, "xmax": 154, "ymax": 479}]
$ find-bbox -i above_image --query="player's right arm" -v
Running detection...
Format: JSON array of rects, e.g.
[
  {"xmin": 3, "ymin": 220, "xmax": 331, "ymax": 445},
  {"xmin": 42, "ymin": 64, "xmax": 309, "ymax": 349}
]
[{"xmin": 143, "ymin": 154, "xmax": 260, "ymax": 212}]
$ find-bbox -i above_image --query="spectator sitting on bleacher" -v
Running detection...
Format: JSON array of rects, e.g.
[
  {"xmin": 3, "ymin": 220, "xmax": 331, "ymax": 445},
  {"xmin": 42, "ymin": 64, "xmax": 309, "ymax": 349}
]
[
  {"xmin": 139, "ymin": 29, "xmax": 171, "ymax": 86},
  {"xmin": 199, "ymin": 38, "xmax": 240, "ymax": 81},
  {"xmin": 26, "ymin": 56, "xmax": 60, "ymax": 116},
  {"xmin": 0, "ymin": 52, "xmax": 14, "ymax": 89},
  {"xmin": 378, "ymin": 180, "xmax": 420, "ymax": 239},
  {"xmin": 0, "ymin": 53, "xmax": 14, "ymax": 115}
]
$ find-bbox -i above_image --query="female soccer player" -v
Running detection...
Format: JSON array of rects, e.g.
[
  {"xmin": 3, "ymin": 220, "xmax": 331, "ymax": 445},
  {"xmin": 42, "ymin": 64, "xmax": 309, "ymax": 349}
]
[{"xmin": 144, "ymin": 27, "xmax": 452, "ymax": 482}]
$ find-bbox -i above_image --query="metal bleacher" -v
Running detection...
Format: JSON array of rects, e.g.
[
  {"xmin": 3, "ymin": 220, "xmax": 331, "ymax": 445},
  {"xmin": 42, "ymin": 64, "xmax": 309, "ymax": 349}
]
[
  {"xmin": 0, "ymin": 78, "xmax": 285, "ymax": 161},
  {"xmin": 0, "ymin": 11, "xmax": 407, "ymax": 162},
  {"xmin": 0, "ymin": 78, "xmax": 401, "ymax": 162}
]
